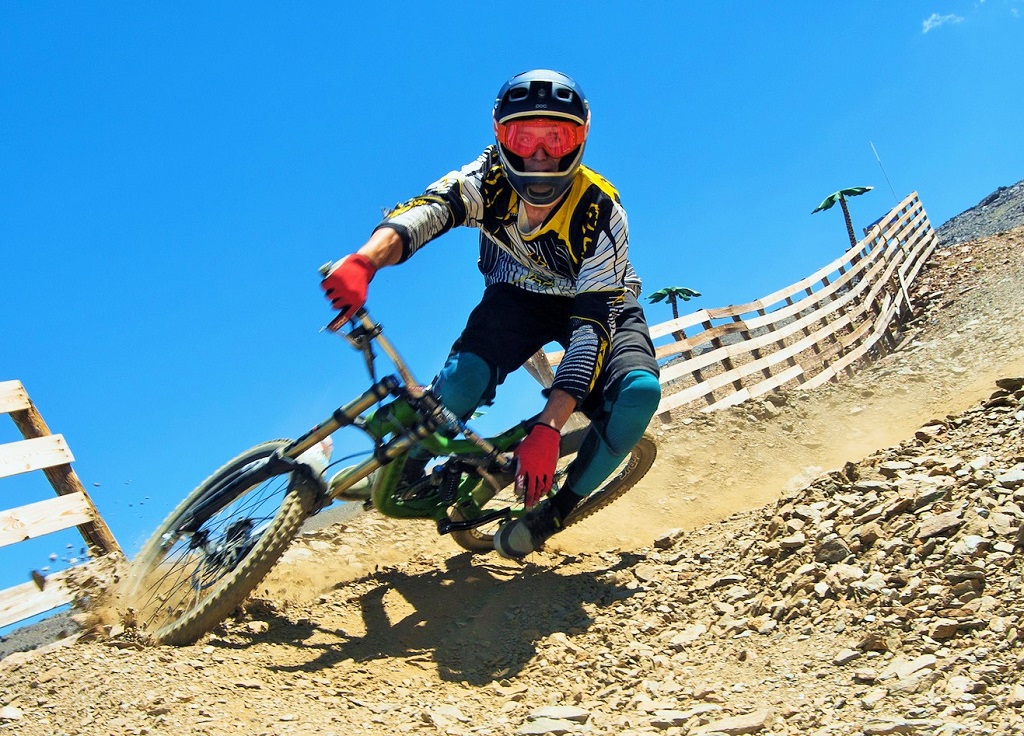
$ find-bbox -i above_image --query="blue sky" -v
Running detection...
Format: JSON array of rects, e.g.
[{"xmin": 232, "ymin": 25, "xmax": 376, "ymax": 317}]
[{"xmin": 2, "ymin": 2, "xmax": 1022, "ymax": 627}]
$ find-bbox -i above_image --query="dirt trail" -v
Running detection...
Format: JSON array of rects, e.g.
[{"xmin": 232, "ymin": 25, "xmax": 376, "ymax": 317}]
[
  {"xmin": 2, "ymin": 227, "xmax": 1022, "ymax": 736},
  {"xmin": 561, "ymin": 352, "xmax": 1024, "ymax": 555},
  {"xmin": 256, "ymin": 227, "xmax": 1024, "ymax": 634}
]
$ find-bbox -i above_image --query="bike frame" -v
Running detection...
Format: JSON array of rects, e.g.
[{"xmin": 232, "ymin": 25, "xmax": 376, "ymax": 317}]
[{"xmin": 276, "ymin": 308, "xmax": 529, "ymax": 529}]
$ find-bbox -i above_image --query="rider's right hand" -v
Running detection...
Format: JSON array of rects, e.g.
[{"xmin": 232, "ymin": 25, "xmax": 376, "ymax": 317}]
[{"xmin": 321, "ymin": 254, "xmax": 377, "ymax": 321}]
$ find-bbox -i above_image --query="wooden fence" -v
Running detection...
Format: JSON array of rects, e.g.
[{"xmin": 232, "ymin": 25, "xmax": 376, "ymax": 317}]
[
  {"xmin": 527, "ymin": 192, "xmax": 938, "ymax": 421},
  {"xmin": 0, "ymin": 380, "xmax": 122, "ymax": 631}
]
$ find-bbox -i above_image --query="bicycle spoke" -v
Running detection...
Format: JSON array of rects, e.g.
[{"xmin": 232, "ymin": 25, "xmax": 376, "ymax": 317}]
[{"xmin": 131, "ymin": 472, "xmax": 292, "ymax": 633}]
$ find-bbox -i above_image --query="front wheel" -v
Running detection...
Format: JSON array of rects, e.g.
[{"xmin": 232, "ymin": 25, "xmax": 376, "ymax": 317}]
[
  {"xmin": 449, "ymin": 428, "xmax": 656, "ymax": 553},
  {"xmin": 124, "ymin": 440, "xmax": 318, "ymax": 645}
]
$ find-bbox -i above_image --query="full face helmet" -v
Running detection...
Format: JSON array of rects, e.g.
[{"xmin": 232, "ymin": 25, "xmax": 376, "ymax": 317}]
[{"xmin": 492, "ymin": 69, "xmax": 591, "ymax": 206}]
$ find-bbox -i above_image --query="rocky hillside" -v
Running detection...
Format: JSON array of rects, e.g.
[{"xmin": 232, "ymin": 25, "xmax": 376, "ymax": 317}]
[
  {"xmin": 935, "ymin": 178, "xmax": 1024, "ymax": 246},
  {"xmin": 0, "ymin": 221, "xmax": 1022, "ymax": 735}
]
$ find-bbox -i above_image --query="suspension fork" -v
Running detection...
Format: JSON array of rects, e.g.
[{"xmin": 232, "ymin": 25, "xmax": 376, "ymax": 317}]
[
  {"xmin": 175, "ymin": 377, "xmax": 402, "ymax": 534},
  {"xmin": 285, "ymin": 376, "xmax": 401, "ymax": 459}
]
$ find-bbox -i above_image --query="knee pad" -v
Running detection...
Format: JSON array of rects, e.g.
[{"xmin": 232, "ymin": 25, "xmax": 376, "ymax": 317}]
[
  {"xmin": 604, "ymin": 370, "xmax": 661, "ymax": 454},
  {"xmin": 434, "ymin": 352, "xmax": 495, "ymax": 418}
]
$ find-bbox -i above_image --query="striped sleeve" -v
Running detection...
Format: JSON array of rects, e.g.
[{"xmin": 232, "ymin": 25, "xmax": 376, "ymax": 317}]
[{"xmin": 375, "ymin": 150, "xmax": 489, "ymax": 262}]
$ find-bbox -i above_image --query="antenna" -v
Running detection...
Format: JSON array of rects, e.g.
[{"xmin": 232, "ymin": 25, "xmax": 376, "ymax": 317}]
[{"xmin": 870, "ymin": 141, "xmax": 899, "ymax": 203}]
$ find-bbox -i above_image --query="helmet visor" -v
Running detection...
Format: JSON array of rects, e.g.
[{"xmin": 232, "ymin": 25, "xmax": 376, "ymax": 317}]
[{"xmin": 495, "ymin": 118, "xmax": 586, "ymax": 158}]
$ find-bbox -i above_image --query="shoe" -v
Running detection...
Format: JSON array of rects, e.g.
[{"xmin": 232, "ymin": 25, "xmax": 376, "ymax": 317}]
[
  {"xmin": 493, "ymin": 499, "xmax": 563, "ymax": 559},
  {"xmin": 329, "ymin": 467, "xmax": 375, "ymax": 501}
]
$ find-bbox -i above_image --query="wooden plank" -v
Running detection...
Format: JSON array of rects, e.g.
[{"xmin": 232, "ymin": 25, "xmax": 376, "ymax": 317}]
[
  {"xmin": 523, "ymin": 350, "xmax": 556, "ymax": 388},
  {"xmin": 704, "ymin": 302, "xmax": 764, "ymax": 321},
  {"xmin": 0, "ymin": 435, "xmax": 74, "ymax": 480},
  {"xmin": 0, "ymin": 492, "xmax": 96, "ymax": 548},
  {"xmin": 657, "ymin": 367, "xmax": 738, "ymax": 413},
  {"xmin": 885, "ymin": 205, "xmax": 928, "ymax": 245},
  {"xmin": 835, "ymin": 314, "xmax": 875, "ymax": 351},
  {"xmin": 654, "ymin": 322, "xmax": 748, "ymax": 360},
  {"xmin": 655, "ymin": 280, "xmax": 847, "ymax": 364},
  {"xmin": 899, "ymin": 228, "xmax": 937, "ymax": 283},
  {"xmin": 0, "ymin": 381, "xmax": 31, "ymax": 414},
  {"xmin": 657, "ymin": 223, "xmax": 916, "ymax": 404},
  {"xmin": 705, "ymin": 364, "xmax": 805, "ymax": 412},
  {"xmin": 749, "ymin": 231, "xmax": 878, "ymax": 313},
  {"xmin": 657, "ymin": 304, "xmax": 857, "ymax": 414},
  {"xmin": 861, "ymin": 192, "xmax": 917, "ymax": 241},
  {"xmin": 742, "ymin": 242, "xmax": 886, "ymax": 333},
  {"xmin": 659, "ymin": 287, "xmax": 865, "ymax": 386},
  {"xmin": 656, "ymin": 255, "xmax": 886, "ymax": 390},
  {"xmin": 802, "ymin": 300, "xmax": 900, "ymax": 390},
  {"xmin": 549, "ymin": 194, "xmax": 933, "ymax": 419},
  {"xmin": 745, "ymin": 363, "xmax": 806, "ymax": 400},
  {"xmin": 753, "ymin": 195, "xmax": 919, "ymax": 313},
  {"xmin": 0, "ymin": 566, "xmax": 77, "ymax": 630},
  {"xmin": 649, "ymin": 309, "xmax": 712, "ymax": 340},
  {"xmin": 706, "ymin": 385, "xmax": 751, "ymax": 411},
  {"xmin": 6, "ymin": 405, "xmax": 122, "ymax": 556},
  {"xmin": 647, "ymin": 222, "xmax": 881, "ymax": 342},
  {"xmin": 655, "ymin": 194, "xmax": 930, "ymax": 415}
]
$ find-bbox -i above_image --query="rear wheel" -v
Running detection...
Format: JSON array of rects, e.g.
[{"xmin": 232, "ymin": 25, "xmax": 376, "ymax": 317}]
[
  {"xmin": 449, "ymin": 427, "xmax": 656, "ymax": 553},
  {"xmin": 125, "ymin": 440, "xmax": 318, "ymax": 645}
]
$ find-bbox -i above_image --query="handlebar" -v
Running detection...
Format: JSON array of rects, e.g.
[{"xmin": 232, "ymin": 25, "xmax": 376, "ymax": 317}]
[
  {"xmin": 317, "ymin": 261, "xmax": 512, "ymax": 471},
  {"xmin": 319, "ymin": 261, "xmax": 420, "ymax": 388}
]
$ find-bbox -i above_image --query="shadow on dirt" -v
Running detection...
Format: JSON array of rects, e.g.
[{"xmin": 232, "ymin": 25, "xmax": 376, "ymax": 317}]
[{"xmin": 235, "ymin": 552, "xmax": 643, "ymax": 685}]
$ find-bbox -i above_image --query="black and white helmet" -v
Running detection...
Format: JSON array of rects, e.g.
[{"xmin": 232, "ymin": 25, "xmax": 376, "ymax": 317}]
[{"xmin": 492, "ymin": 69, "xmax": 591, "ymax": 206}]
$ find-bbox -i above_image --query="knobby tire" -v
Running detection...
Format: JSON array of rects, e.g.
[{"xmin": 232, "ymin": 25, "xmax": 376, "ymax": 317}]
[{"xmin": 126, "ymin": 440, "xmax": 318, "ymax": 646}]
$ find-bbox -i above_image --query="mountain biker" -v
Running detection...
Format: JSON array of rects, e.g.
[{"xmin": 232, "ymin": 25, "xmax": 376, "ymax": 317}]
[{"xmin": 321, "ymin": 69, "xmax": 661, "ymax": 559}]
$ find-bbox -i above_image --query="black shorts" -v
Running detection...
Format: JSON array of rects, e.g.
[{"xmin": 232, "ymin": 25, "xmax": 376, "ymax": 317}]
[{"xmin": 450, "ymin": 283, "xmax": 659, "ymax": 414}]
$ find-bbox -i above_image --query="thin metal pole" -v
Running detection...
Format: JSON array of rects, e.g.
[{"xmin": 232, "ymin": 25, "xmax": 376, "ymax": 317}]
[{"xmin": 870, "ymin": 141, "xmax": 899, "ymax": 203}]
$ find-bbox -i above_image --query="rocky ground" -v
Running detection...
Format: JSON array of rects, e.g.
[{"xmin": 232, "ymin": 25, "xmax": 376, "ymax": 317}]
[
  {"xmin": 1, "ymin": 197, "xmax": 1022, "ymax": 735},
  {"xmin": 935, "ymin": 179, "xmax": 1024, "ymax": 247}
]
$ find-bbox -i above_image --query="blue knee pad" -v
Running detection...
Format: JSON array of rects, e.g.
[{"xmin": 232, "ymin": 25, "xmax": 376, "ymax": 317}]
[
  {"xmin": 567, "ymin": 370, "xmax": 661, "ymax": 496},
  {"xmin": 433, "ymin": 352, "xmax": 495, "ymax": 419},
  {"xmin": 602, "ymin": 370, "xmax": 661, "ymax": 454}
]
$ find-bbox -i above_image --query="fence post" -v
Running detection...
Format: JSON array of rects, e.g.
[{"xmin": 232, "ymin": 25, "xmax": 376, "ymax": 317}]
[
  {"xmin": 6, "ymin": 403, "xmax": 120, "ymax": 556},
  {"xmin": 1, "ymin": 380, "xmax": 123, "ymax": 631}
]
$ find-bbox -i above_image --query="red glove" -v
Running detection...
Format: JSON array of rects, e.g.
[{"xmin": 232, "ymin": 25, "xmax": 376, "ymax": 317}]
[
  {"xmin": 321, "ymin": 254, "xmax": 377, "ymax": 321},
  {"xmin": 514, "ymin": 423, "xmax": 561, "ymax": 508}
]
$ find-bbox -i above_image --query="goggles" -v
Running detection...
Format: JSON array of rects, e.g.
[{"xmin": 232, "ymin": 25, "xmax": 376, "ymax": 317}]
[{"xmin": 495, "ymin": 118, "xmax": 586, "ymax": 158}]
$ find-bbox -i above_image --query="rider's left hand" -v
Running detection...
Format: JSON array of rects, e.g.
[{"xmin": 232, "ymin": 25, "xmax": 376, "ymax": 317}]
[{"xmin": 514, "ymin": 423, "xmax": 561, "ymax": 507}]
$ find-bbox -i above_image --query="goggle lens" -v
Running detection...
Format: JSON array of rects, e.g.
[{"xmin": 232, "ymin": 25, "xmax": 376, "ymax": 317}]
[{"xmin": 496, "ymin": 119, "xmax": 585, "ymax": 158}]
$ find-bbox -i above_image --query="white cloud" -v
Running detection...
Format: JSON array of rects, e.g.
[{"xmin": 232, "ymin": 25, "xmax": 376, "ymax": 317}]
[{"xmin": 922, "ymin": 12, "xmax": 965, "ymax": 32}]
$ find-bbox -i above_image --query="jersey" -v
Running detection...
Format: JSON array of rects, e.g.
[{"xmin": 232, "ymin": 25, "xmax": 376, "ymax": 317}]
[{"xmin": 375, "ymin": 145, "xmax": 643, "ymax": 403}]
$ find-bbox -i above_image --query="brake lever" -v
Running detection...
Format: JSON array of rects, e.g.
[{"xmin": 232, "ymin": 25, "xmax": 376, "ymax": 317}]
[{"xmin": 324, "ymin": 313, "xmax": 349, "ymax": 333}]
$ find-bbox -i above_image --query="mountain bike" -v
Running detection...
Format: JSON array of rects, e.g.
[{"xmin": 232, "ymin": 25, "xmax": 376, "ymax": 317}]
[{"xmin": 125, "ymin": 295, "xmax": 656, "ymax": 646}]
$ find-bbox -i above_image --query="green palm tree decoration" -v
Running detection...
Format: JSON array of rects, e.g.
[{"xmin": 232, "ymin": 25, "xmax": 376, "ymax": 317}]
[
  {"xmin": 812, "ymin": 186, "xmax": 874, "ymax": 248},
  {"xmin": 647, "ymin": 286, "xmax": 701, "ymax": 319}
]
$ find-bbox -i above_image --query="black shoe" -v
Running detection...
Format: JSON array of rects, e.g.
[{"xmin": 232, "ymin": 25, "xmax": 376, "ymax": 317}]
[{"xmin": 493, "ymin": 499, "xmax": 563, "ymax": 559}]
